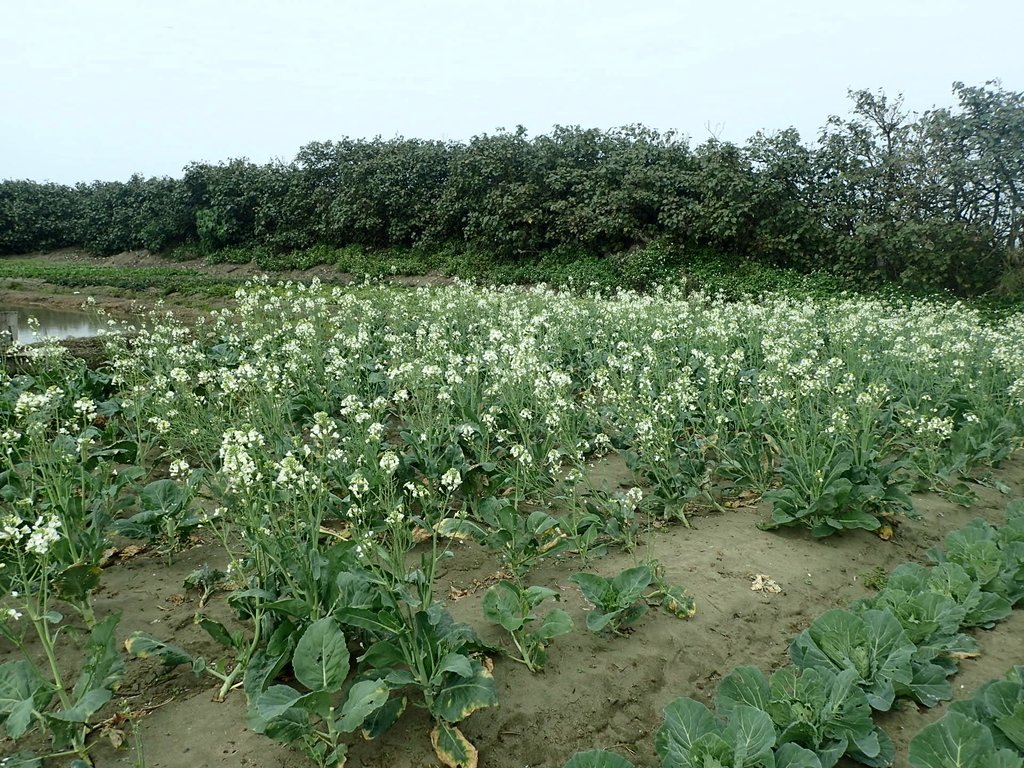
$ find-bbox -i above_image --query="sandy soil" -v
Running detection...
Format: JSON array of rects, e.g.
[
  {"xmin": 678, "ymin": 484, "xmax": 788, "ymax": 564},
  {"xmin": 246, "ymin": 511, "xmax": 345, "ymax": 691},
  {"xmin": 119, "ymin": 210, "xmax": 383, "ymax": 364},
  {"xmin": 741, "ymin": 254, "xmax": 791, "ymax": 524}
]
[{"xmin": 2, "ymin": 452, "xmax": 1016, "ymax": 768}]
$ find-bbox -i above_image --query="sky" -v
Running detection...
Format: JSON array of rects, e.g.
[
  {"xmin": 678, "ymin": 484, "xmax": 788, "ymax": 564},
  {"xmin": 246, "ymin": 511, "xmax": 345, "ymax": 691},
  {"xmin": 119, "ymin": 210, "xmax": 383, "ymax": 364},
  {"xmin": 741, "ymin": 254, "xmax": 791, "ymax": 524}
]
[{"xmin": 2, "ymin": 0, "xmax": 1022, "ymax": 184}]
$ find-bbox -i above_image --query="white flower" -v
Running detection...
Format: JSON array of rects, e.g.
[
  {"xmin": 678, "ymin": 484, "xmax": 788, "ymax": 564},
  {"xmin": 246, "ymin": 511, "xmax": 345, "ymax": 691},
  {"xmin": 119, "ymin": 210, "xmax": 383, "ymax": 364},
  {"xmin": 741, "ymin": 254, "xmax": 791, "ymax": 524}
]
[
  {"xmin": 274, "ymin": 452, "xmax": 317, "ymax": 491},
  {"xmin": 348, "ymin": 471, "xmax": 370, "ymax": 499},
  {"xmin": 379, "ymin": 451, "xmax": 400, "ymax": 476},
  {"xmin": 403, "ymin": 481, "xmax": 429, "ymax": 499},
  {"xmin": 5, "ymin": 608, "xmax": 22, "ymax": 621},
  {"xmin": 169, "ymin": 459, "xmax": 190, "ymax": 479},
  {"xmin": 148, "ymin": 416, "xmax": 172, "ymax": 434},
  {"xmin": 510, "ymin": 444, "xmax": 532, "ymax": 466},
  {"xmin": 623, "ymin": 487, "xmax": 644, "ymax": 510},
  {"xmin": 73, "ymin": 397, "xmax": 98, "ymax": 421},
  {"xmin": 440, "ymin": 468, "xmax": 462, "ymax": 493},
  {"xmin": 0, "ymin": 514, "xmax": 22, "ymax": 542},
  {"xmin": 25, "ymin": 514, "xmax": 61, "ymax": 556}
]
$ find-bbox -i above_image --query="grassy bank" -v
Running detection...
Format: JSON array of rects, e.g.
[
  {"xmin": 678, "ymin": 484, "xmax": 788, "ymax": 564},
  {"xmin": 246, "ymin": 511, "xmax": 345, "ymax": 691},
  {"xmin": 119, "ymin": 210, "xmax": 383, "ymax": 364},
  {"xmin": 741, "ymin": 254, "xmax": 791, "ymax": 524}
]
[{"xmin": 4, "ymin": 247, "xmax": 1022, "ymax": 319}]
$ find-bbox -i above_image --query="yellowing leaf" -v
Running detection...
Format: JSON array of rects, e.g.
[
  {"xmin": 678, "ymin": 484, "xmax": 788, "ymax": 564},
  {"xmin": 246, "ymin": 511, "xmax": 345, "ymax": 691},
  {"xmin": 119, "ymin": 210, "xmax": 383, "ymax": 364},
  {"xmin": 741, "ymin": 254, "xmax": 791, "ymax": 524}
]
[{"xmin": 431, "ymin": 722, "xmax": 478, "ymax": 768}]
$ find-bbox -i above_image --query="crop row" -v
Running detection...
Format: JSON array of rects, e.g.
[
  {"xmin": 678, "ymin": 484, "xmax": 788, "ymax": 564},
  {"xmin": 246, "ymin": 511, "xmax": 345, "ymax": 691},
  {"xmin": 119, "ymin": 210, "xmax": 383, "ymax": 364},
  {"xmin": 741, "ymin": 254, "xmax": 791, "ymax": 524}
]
[
  {"xmin": 571, "ymin": 501, "xmax": 1024, "ymax": 768},
  {"xmin": 0, "ymin": 259, "xmax": 247, "ymax": 296}
]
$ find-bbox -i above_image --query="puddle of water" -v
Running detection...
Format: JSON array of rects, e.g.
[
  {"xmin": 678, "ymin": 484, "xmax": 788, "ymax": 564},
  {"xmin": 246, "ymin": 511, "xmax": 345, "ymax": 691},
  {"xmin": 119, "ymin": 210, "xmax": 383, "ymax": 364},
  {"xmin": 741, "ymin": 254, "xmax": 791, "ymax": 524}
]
[{"xmin": 1, "ymin": 306, "xmax": 105, "ymax": 343}]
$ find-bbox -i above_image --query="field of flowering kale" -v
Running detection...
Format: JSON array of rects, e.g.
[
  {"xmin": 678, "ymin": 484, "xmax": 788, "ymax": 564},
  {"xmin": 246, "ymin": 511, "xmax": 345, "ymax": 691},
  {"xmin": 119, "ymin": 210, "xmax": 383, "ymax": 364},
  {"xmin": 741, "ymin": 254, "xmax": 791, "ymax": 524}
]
[{"xmin": 3, "ymin": 279, "xmax": 1023, "ymax": 767}]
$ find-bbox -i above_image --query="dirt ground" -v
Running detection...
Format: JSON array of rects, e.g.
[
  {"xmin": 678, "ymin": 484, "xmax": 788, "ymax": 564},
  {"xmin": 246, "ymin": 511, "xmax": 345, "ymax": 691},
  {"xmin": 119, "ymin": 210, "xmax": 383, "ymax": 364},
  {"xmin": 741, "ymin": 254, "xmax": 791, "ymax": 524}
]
[{"xmin": 1, "ymin": 453, "xmax": 1015, "ymax": 768}]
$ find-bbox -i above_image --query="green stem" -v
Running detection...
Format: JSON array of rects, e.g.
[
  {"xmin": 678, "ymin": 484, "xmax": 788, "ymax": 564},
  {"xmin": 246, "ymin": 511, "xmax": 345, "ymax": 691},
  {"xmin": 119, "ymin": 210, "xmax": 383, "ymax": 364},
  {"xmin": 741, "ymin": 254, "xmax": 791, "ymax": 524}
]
[{"xmin": 508, "ymin": 632, "xmax": 537, "ymax": 673}]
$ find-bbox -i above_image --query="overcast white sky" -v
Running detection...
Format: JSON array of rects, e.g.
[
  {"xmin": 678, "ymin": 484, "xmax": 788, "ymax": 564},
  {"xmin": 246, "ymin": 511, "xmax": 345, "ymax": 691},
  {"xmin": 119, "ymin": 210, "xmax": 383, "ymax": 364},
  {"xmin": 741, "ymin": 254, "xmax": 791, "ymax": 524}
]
[{"xmin": 2, "ymin": 1, "xmax": 1022, "ymax": 183}]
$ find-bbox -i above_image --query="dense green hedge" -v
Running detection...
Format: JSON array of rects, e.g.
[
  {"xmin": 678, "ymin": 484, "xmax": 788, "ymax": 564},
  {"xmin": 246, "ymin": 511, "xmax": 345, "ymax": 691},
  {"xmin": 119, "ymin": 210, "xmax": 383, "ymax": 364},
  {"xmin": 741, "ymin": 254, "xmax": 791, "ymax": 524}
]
[{"xmin": 2, "ymin": 82, "xmax": 1022, "ymax": 295}]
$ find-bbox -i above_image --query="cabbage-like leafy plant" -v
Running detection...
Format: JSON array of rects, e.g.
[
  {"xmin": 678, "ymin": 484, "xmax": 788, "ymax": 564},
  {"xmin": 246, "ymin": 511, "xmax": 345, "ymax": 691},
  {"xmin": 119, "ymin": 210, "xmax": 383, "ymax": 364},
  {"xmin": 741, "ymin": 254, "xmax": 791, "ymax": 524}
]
[
  {"xmin": 715, "ymin": 665, "xmax": 892, "ymax": 767},
  {"xmin": 655, "ymin": 697, "xmax": 823, "ymax": 768},
  {"xmin": 948, "ymin": 666, "xmax": 1024, "ymax": 754},
  {"xmin": 0, "ymin": 613, "xmax": 123, "ymax": 765},
  {"xmin": 884, "ymin": 562, "xmax": 1012, "ymax": 629},
  {"xmin": 482, "ymin": 580, "xmax": 573, "ymax": 672},
  {"xmin": 437, "ymin": 496, "xmax": 570, "ymax": 579},
  {"xmin": 563, "ymin": 749, "xmax": 636, "ymax": 768},
  {"xmin": 571, "ymin": 566, "xmax": 652, "ymax": 634},
  {"xmin": 908, "ymin": 711, "xmax": 1022, "ymax": 768},
  {"xmin": 112, "ymin": 473, "xmax": 208, "ymax": 556},
  {"xmin": 928, "ymin": 517, "xmax": 1024, "ymax": 606},
  {"xmin": 852, "ymin": 585, "xmax": 974, "ymax": 707},
  {"xmin": 247, "ymin": 617, "xmax": 390, "ymax": 768},
  {"xmin": 789, "ymin": 608, "xmax": 915, "ymax": 712}
]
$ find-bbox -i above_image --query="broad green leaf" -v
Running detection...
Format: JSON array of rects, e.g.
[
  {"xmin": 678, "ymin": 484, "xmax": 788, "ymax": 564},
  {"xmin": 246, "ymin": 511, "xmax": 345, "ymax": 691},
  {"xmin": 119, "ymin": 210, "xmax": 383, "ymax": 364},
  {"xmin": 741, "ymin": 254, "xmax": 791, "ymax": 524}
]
[
  {"xmin": 197, "ymin": 615, "xmax": 243, "ymax": 650},
  {"xmin": 4, "ymin": 698, "xmax": 36, "ymax": 740},
  {"xmin": 965, "ymin": 592, "xmax": 1013, "ymax": 627},
  {"xmin": 52, "ymin": 563, "xmax": 102, "ymax": 603},
  {"xmin": 526, "ymin": 509, "xmax": 562, "ymax": 536},
  {"xmin": 909, "ymin": 712, "xmax": 1022, "ymax": 768},
  {"xmin": 716, "ymin": 666, "xmax": 770, "ymax": 717},
  {"xmin": 335, "ymin": 606, "xmax": 404, "ymax": 635},
  {"xmin": 430, "ymin": 660, "xmax": 498, "ymax": 723},
  {"xmin": 359, "ymin": 639, "xmax": 405, "ymax": 670},
  {"xmin": 436, "ymin": 517, "xmax": 486, "ymax": 542},
  {"xmin": 249, "ymin": 684, "xmax": 305, "ymax": 734},
  {"xmin": 112, "ymin": 508, "xmax": 164, "ymax": 539},
  {"xmin": 688, "ymin": 732, "xmax": 734, "ymax": 765},
  {"xmin": 292, "ymin": 617, "xmax": 349, "ymax": 692},
  {"xmin": 140, "ymin": 478, "xmax": 186, "ymax": 512},
  {"xmin": 563, "ymin": 749, "xmax": 636, "ymax": 768},
  {"xmin": 48, "ymin": 688, "xmax": 112, "ymax": 723},
  {"xmin": 980, "ymin": 680, "xmax": 1022, "ymax": 721},
  {"xmin": 431, "ymin": 720, "xmax": 479, "ymax": 768},
  {"xmin": 73, "ymin": 612, "xmax": 123, "ymax": 701},
  {"xmin": 823, "ymin": 504, "xmax": 881, "ymax": 533},
  {"xmin": 483, "ymin": 581, "xmax": 526, "ymax": 632},
  {"xmin": 821, "ymin": 667, "xmax": 877, "ymax": 743},
  {"xmin": 887, "ymin": 563, "xmax": 929, "ymax": 593},
  {"xmin": 242, "ymin": 649, "xmax": 288, "ymax": 701},
  {"xmin": 436, "ymin": 652, "xmax": 474, "ymax": 679},
  {"xmin": 775, "ymin": 742, "xmax": 824, "ymax": 768},
  {"xmin": 618, "ymin": 601, "xmax": 646, "ymax": 629},
  {"xmin": 611, "ymin": 565, "xmax": 654, "ymax": 603},
  {"xmin": 584, "ymin": 609, "xmax": 619, "ymax": 634},
  {"xmin": 571, "ymin": 573, "xmax": 614, "ymax": 610},
  {"xmin": 995, "ymin": 703, "xmax": 1024, "ymax": 752},
  {"xmin": 385, "ymin": 669, "xmax": 418, "ymax": 687},
  {"xmin": 336, "ymin": 678, "xmax": 389, "ymax": 732},
  {"xmin": 942, "ymin": 531, "xmax": 1003, "ymax": 588},
  {"xmin": 897, "ymin": 661, "xmax": 953, "ymax": 709},
  {"xmin": 524, "ymin": 585, "xmax": 560, "ymax": 605},
  {"xmin": 533, "ymin": 608, "xmax": 574, "ymax": 641},
  {"xmin": 722, "ymin": 704, "xmax": 776, "ymax": 765},
  {"xmin": 261, "ymin": 598, "xmax": 309, "ymax": 619},
  {"xmin": 981, "ymin": 681, "xmax": 1024, "ymax": 751},
  {"xmin": 123, "ymin": 633, "xmax": 193, "ymax": 667},
  {"xmin": 656, "ymin": 697, "xmax": 719, "ymax": 767},
  {"xmin": 263, "ymin": 706, "xmax": 313, "ymax": 743},
  {"xmin": 336, "ymin": 570, "xmax": 378, "ymax": 610},
  {"xmin": 362, "ymin": 695, "xmax": 406, "ymax": 740}
]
